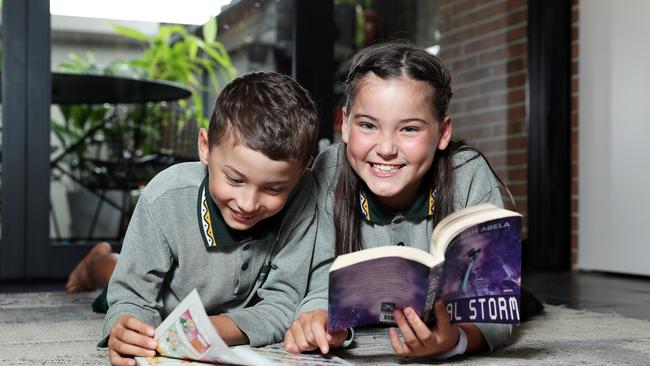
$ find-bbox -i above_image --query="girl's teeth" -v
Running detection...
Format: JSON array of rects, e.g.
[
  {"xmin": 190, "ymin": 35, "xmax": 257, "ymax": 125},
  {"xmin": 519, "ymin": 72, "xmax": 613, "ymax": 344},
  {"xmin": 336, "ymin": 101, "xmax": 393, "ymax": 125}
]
[{"xmin": 373, "ymin": 164, "xmax": 399, "ymax": 172}]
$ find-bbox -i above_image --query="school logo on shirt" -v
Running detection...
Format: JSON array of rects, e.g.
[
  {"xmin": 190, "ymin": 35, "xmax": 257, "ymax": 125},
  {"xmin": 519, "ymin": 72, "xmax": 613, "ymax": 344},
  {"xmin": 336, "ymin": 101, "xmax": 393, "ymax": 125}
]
[
  {"xmin": 359, "ymin": 191, "xmax": 371, "ymax": 221},
  {"xmin": 198, "ymin": 181, "xmax": 217, "ymax": 248},
  {"xmin": 428, "ymin": 185, "xmax": 436, "ymax": 216}
]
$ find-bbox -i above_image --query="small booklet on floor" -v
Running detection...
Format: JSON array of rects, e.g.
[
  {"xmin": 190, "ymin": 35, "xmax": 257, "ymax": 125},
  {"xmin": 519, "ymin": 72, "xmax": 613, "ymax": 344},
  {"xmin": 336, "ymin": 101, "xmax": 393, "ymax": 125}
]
[
  {"xmin": 135, "ymin": 289, "xmax": 351, "ymax": 366},
  {"xmin": 328, "ymin": 203, "xmax": 522, "ymax": 332}
]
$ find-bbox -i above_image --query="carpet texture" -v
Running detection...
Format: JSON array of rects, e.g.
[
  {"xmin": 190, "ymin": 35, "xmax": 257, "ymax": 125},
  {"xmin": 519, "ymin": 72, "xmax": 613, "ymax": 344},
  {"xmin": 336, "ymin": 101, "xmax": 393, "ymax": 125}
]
[{"xmin": 1, "ymin": 291, "xmax": 649, "ymax": 365}]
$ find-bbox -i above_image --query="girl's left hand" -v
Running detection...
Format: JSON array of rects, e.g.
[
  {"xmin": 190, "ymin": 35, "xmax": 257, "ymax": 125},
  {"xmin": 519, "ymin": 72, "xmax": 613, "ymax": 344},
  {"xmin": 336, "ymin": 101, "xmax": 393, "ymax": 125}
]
[{"xmin": 388, "ymin": 300, "xmax": 459, "ymax": 357}]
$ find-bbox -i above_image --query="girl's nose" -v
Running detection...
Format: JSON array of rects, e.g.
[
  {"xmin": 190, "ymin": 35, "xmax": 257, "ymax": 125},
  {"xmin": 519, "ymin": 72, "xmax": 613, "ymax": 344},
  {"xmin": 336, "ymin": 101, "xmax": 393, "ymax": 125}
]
[{"xmin": 377, "ymin": 133, "xmax": 398, "ymax": 160}]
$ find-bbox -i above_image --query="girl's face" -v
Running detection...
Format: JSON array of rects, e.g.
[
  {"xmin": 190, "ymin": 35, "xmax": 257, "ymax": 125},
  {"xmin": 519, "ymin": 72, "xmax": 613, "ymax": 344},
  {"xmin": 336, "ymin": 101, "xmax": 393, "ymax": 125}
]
[{"xmin": 342, "ymin": 73, "xmax": 451, "ymax": 212}]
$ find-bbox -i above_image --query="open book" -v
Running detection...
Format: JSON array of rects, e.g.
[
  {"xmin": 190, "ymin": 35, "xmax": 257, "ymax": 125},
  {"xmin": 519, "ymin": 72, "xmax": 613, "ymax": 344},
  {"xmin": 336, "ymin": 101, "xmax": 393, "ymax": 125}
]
[
  {"xmin": 328, "ymin": 203, "xmax": 522, "ymax": 332},
  {"xmin": 135, "ymin": 289, "xmax": 351, "ymax": 366}
]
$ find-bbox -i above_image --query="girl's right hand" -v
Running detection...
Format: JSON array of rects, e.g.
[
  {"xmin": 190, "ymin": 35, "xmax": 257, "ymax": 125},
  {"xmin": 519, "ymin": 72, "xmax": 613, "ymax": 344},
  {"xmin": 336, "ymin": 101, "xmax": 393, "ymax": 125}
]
[
  {"xmin": 284, "ymin": 309, "xmax": 348, "ymax": 354},
  {"xmin": 108, "ymin": 315, "xmax": 157, "ymax": 366}
]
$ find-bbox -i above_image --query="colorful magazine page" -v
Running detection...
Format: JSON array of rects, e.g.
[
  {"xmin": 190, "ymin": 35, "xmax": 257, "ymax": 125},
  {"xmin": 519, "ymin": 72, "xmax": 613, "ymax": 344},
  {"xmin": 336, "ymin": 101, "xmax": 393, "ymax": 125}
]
[
  {"xmin": 438, "ymin": 216, "xmax": 522, "ymax": 324},
  {"xmin": 154, "ymin": 289, "xmax": 249, "ymax": 365},
  {"xmin": 239, "ymin": 345, "xmax": 353, "ymax": 366},
  {"xmin": 135, "ymin": 356, "xmax": 216, "ymax": 366}
]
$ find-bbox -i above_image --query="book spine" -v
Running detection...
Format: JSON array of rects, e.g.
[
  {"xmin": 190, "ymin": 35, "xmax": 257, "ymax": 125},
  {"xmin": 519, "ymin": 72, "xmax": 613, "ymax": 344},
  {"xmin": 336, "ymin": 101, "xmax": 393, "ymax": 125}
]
[{"xmin": 422, "ymin": 263, "xmax": 443, "ymax": 324}]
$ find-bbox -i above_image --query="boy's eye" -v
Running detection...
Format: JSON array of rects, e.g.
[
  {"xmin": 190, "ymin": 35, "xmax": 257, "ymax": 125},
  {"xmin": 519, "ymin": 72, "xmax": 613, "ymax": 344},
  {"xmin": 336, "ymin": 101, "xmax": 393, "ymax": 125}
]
[
  {"xmin": 266, "ymin": 186, "xmax": 284, "ymax": 194},
  {"xmin": 226, "ymin": 175, "xmax": 243, "ymax": 184}
]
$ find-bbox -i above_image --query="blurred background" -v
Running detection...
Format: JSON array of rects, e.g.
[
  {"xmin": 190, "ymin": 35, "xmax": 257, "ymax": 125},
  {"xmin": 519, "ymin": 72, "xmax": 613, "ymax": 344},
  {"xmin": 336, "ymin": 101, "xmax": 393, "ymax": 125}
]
[{"xmin": 0, "ymin": 0, "xmax": 648, "ymax": 310}]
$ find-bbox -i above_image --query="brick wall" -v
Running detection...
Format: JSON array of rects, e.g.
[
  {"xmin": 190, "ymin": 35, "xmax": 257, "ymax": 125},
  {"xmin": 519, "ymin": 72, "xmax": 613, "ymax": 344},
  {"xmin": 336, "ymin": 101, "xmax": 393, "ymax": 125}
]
[
  {"xmin": 438, "ymin": 0, "xmax": 529, "ymax": 235},
  {"xmin": 570, "ymin": 0, "xmax": 579, "ymax": 267}
]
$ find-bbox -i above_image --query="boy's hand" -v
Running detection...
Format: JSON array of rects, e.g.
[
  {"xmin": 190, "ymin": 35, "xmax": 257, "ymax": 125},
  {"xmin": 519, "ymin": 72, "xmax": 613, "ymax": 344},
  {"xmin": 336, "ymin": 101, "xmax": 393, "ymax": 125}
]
[
  {"xmin": 284, "ymin": 309, "xmax": 348, "ymax": 354},
  {"xmin": 108, "ymin": 315, "xmax": 157, "ymax": 366},
  {"xmin": 388, "ymin": 300, "xmax": 460, "ymax": 357}
]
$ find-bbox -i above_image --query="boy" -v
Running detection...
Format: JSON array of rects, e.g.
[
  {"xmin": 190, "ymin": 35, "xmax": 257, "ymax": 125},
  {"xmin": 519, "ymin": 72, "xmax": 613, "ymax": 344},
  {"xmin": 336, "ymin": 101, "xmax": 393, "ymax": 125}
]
[{"xmin": 102, "ymin": 72, "xmax": 319, "ymax": 366}]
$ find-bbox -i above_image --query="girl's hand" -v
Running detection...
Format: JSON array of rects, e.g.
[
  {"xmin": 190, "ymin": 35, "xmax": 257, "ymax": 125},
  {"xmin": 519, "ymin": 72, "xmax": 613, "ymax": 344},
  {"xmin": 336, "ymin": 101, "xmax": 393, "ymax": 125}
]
[
  {"xmin": 284, "ymin": 309, "xmax": 348, "ymax": 354},
  {"xmin": 108, "ymin": 315, "xmax": 157, "ymax": 366},
  {"xmin": 388, "ymin": 300, "xmax": 460, "ymax": 357}
]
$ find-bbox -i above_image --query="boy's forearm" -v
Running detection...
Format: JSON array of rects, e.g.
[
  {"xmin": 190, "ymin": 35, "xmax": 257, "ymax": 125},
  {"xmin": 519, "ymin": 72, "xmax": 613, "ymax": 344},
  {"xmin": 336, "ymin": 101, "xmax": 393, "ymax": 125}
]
[{"xmin": 210, "ymin": 315, "xmax": 250, "ymax": 346}]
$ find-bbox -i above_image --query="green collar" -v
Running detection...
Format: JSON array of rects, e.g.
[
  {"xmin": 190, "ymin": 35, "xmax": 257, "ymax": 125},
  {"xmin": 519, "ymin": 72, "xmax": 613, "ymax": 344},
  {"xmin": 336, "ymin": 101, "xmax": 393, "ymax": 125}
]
[
  {"xmin": 197, "ymin": 175, "xmax": 277, "ymax": 249},
  {"xmin": 359, "ymin": 182, "xmax": 435, "ymax": 225}
]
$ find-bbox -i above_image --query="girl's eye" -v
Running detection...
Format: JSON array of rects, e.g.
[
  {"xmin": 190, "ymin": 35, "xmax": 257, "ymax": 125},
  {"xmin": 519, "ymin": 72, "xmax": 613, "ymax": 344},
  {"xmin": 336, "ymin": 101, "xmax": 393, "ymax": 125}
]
[
  {"xmin": 226, "ymin": 175, "xmax": 243, "ymax": 184},
  {"xmin": 359, "ymin": 122, "xmax": 376, "ymax": 130},
  {"xmin": 402, "ymin": 126, "xmax": 419, "ymax": 133}
]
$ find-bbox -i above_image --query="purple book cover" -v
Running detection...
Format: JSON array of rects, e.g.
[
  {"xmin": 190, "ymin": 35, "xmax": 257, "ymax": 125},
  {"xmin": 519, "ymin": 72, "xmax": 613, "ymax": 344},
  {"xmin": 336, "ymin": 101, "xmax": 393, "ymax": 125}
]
[
  {"xmin": 328, "ymin": 257, "xmax": 436, "ymax": 332},
  {"xmin": 328, "ymin": 215, "xmax": 521, "ymax": 331},
  {"xmin": 437, "ymin": 216, "xmax": 522, "ymax": 324}
]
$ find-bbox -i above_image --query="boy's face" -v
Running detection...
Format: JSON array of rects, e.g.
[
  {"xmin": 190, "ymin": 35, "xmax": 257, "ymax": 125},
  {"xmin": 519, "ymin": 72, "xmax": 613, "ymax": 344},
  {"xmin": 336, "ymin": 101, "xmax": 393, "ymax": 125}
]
[{"xmin": 198, "ymin": 128, "xmax": 305, "ymax": 231}]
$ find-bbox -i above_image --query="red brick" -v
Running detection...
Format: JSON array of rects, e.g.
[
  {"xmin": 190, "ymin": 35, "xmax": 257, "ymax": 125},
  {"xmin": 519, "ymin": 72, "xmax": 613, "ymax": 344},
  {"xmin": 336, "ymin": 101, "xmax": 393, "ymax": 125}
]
[{"xmin": 571, "ymin": 197, "xmax": 578, "ymax": 212}]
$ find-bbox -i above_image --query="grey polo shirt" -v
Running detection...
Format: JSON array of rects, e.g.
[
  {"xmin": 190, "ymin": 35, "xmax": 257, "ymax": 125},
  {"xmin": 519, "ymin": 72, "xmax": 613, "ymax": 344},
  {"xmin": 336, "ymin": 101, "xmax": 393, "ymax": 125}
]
[
  {"xmin": 102, "ymin": 162, "xmax": 317, "ymax": 347},
  {"xmin": 298, "ymin": 144, "xmax": 512, "ymax": 351}
]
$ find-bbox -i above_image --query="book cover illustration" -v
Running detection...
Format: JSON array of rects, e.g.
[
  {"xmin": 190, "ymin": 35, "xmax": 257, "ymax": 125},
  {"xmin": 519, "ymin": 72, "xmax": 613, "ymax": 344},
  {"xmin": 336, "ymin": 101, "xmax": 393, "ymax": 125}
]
[
  {"xmin": 328, "ymin": 256, "xmax": 437, "ymax": 332},
  {"xmin": 328, "ymin": 213, "xmax": 522, "ymax": 331},
  {"xmin": 437, "ymin": 216, "xmax": 522, "ymax": 324}
]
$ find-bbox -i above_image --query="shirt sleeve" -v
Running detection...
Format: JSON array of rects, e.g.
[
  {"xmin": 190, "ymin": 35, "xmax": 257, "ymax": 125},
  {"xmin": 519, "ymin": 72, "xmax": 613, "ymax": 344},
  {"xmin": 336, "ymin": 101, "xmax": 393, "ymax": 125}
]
[
  {"xmin": 453, "ymin": 150, "xmax": 505, "ymax": 209},
  {"xmin": 295, "ymin": 205, "xmax": 336, "ymax": 316},
  {"xmin": 226, "ymin": 178, "xmax": 318, "ymax": 347},
  {"xmin": 100, "ymin": 194, "xmax": 173, "ymax": 345}
]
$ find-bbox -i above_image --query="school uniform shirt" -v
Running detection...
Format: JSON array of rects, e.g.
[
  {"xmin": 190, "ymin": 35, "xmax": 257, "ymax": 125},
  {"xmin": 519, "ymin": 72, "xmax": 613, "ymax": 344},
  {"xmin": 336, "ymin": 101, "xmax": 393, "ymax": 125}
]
[
  {"xmin": 298, "ymin": 144, "xmax": 511, "ymax": 352},
  {"xmin": 101, "ymin": 162, "xmax": 317, "ymax": 347}
]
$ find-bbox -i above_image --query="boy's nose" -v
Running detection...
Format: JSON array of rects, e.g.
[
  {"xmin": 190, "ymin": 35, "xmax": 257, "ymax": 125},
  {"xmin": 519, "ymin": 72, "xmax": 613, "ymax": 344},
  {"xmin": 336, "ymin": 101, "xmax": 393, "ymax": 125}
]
[{"xmin": 236, "ymin": 188, "xmax": 259, "ymax": 213}]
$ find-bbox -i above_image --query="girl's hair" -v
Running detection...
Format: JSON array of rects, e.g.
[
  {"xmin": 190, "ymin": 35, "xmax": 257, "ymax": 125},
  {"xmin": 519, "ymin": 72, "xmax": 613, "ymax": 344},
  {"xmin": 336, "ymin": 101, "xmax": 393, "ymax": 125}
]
[{"xmin": 333, "ymin": 42, "xmax": 459, "ymax": 256}]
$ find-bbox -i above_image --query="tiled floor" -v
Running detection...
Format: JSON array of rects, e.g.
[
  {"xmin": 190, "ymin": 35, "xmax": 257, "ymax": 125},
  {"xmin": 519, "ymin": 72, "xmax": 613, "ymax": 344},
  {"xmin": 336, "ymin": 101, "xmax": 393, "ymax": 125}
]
[
  {"xmin": 2, "ymin": 271, "xmax": 650, "ymax": 321},
  {"xmin": 524, "ymin": 270, "xmax": 650, "ymax": 321}
]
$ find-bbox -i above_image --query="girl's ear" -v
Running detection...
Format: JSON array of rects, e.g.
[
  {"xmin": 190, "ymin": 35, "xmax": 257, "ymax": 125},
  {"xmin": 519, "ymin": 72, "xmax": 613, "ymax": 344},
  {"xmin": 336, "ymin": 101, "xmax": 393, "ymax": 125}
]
[
  {"xmin": 437, "ymin": 115, "xmax": 453, "ymax": 150},
  {"xmin": 341, "ymin": 106, "xmax": 350, "ymax": 144},
  {"xmin": 197, "ymin": 128, "xmax": 210, "ymax": 166}
]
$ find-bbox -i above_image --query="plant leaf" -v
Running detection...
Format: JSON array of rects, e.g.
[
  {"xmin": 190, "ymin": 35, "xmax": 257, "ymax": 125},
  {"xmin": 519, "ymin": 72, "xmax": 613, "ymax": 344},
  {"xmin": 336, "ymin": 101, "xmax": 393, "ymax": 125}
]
[{"xmin": 203, "ymin": 17, "xmax": 217, "ymax": 44}]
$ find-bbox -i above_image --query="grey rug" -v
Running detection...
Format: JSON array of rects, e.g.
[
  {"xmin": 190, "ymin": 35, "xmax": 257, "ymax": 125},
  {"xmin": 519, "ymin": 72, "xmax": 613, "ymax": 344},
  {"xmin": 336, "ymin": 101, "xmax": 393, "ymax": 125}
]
[{"xmin": 1, "ymin": 291, "xmax": 649, "ymax": 365}]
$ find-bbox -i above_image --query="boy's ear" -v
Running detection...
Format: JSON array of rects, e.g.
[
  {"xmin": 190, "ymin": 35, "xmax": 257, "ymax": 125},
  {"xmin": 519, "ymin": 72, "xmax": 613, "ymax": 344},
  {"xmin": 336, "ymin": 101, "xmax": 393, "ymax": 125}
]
[
  {"xmin": 341, "ymin": 107, "xmax": 350, "ymax": 144},
  {"xmin": 197, "ymin": 128, "xmax": 210, "ymax": 166},
  {"xmin": 437, "ymin": 115, "xmax": 452, "ymax": 151}
]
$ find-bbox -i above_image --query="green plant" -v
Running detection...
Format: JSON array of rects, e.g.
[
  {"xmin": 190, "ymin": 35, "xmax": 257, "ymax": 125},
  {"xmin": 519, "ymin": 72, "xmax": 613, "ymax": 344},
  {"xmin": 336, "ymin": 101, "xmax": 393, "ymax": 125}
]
[
  {"xmin": 51, "ymin": 18, "xmax": 236, "ymax": 189},
  {"xmin": 111, "ymin": 17, "xmax": 236, "ymax": 128},
  {"xmin": 51, "ymin": 53, "xmax": 112, "ymax": 188}
]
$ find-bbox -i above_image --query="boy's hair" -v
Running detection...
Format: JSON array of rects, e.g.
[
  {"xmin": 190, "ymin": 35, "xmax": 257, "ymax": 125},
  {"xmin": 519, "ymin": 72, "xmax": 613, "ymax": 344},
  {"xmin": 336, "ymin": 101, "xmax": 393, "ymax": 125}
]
[
  {"xmin": 334, "ymin": 42, "xmax": 460, "ymax": 256},
  {"xmin": 208, "ymin": 72, "xmax": 319, "ymax": 165}
]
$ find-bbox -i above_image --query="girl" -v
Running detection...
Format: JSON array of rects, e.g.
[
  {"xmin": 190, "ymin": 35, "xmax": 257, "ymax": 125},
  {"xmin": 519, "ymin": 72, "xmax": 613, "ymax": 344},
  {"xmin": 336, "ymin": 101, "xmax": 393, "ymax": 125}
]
[{"xmin": 284, "ymin": 42, "xmax": 512, "ymax": 359}]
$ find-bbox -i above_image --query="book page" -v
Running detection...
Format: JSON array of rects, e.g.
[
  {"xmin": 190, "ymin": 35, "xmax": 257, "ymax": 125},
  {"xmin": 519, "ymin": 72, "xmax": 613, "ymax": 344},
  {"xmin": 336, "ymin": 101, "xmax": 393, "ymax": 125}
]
[
  {"xmin": 431, "ymin": 203, "xmax": 497, "ymax": 249},
  {"xmin": 153, "ymin": 289, "xmax": 250, "ymax": 365},
  {"xmin": 437, "ymin": 216, "xmax": 522, "ymax": 324},
  {"xmin": 432, "ymin": 207, "xmax": 521, "ymax": 259}
]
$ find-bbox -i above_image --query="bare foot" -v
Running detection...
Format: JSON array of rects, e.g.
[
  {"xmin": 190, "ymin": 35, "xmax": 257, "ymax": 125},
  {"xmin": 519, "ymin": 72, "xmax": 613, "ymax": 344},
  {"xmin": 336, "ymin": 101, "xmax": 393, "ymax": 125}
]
[{"xmin": 66, "ymin": 242, "xmax": 112, "ymax": 293}]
